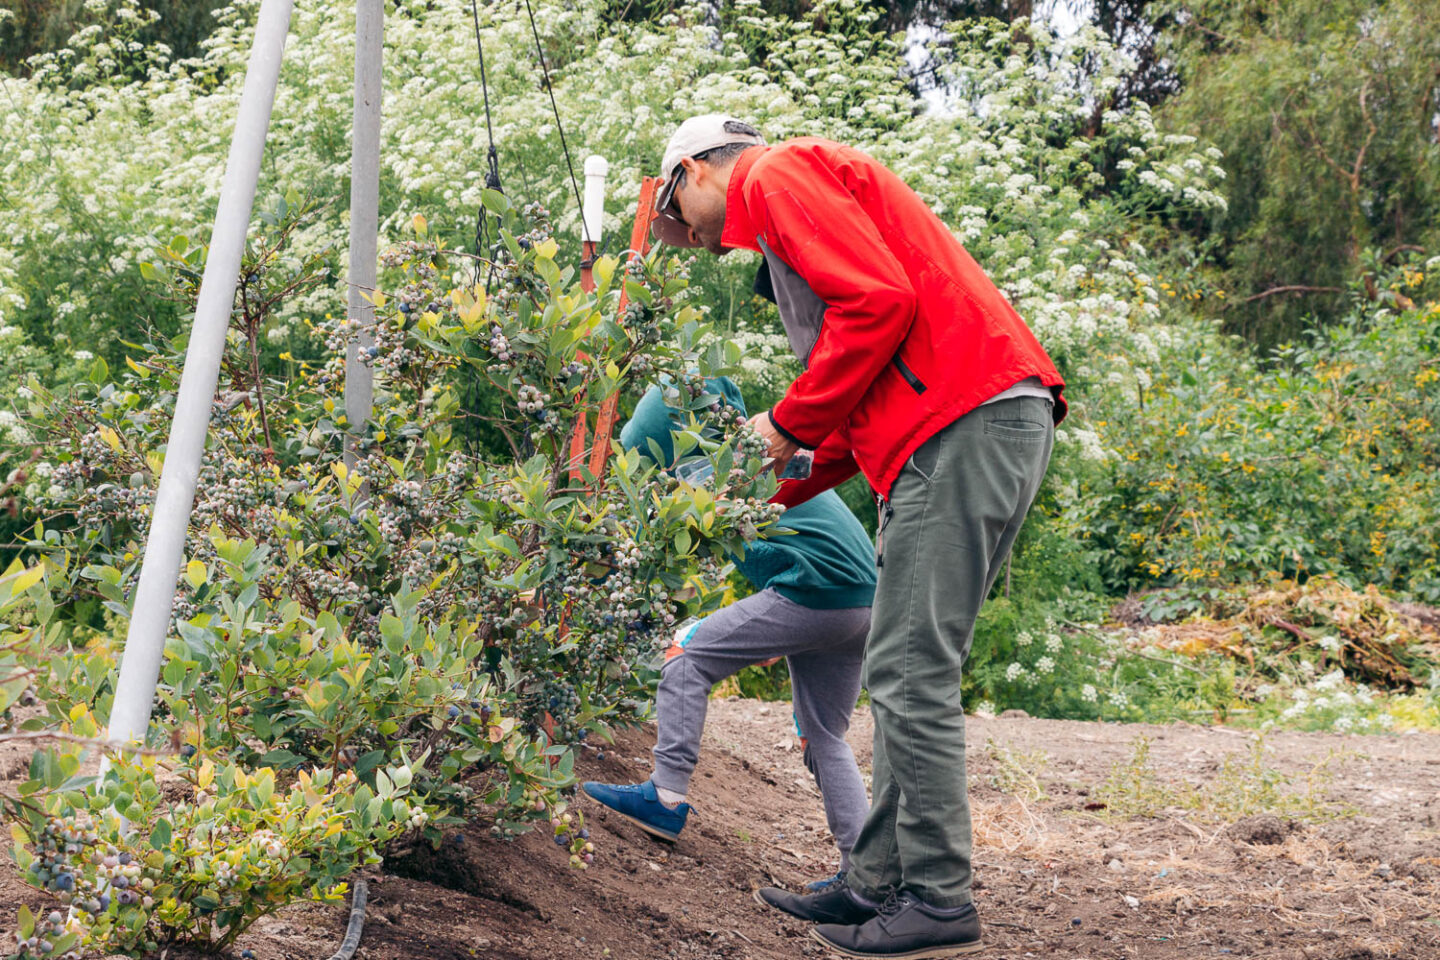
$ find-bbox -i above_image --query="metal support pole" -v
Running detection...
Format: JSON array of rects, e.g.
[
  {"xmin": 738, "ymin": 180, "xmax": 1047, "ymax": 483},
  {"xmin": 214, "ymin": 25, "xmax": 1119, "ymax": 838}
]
[
  {"xmin": 105, "ymin": 0, "xmax": 296, "ymax": 750},
  {"xmin": 344, "ymin": 0, "xmax": 384, "ymax": 469}
]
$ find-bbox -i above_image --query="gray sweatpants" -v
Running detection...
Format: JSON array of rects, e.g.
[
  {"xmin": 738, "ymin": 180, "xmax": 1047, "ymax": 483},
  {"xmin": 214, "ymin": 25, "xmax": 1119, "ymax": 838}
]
[{"xmin": 650, "ymin": 588, "xmax": 871, "ymax": 869}]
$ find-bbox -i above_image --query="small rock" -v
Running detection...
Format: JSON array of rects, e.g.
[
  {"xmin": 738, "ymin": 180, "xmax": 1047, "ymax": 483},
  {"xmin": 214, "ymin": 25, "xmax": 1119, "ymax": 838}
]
[
  {"xmin": 1123, "ymin": 895, "xmax": 1140, "ymax": 908},
  {"xmin": 998, "ymin": 708, "xmax": 1030, "ymax": 719},
  {"xmin": 1108, "ymin": 858, "xmax": 1125, "ymax": 872}
]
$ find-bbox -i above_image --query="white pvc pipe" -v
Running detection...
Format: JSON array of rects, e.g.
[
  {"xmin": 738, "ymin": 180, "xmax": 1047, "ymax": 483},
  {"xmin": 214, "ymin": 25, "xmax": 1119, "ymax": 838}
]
[
  {"xmin": 105, "ymin": 0, "xmax": 296, "ymax": 750},
  {"xmin": 582, "ymin": 155, "xmax": 608, "ymax": 245},
  {"xmin": 344, "ymin": 0, "xmax": 383, "ymax": 468}
]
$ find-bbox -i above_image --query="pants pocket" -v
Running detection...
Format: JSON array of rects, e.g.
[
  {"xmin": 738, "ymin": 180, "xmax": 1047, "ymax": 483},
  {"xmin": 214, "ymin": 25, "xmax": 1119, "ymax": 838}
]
[
  {"xmin": 906, "ymin": 427, "xmax": 945, "ymax": 482},
  {"xmin": 982, "ymin": 417, "xmax": 1049, "ymax": 442}
]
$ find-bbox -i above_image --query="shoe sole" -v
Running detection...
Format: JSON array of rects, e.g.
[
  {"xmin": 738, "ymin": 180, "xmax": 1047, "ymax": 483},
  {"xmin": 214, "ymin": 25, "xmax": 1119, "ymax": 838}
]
[
  {"xmin": 809, "ymin": 927, "xmax": 985, "ymax": 959},
  {"xmin": 579, "ymin": 785, "xmax": 680, "ymax": 843}
]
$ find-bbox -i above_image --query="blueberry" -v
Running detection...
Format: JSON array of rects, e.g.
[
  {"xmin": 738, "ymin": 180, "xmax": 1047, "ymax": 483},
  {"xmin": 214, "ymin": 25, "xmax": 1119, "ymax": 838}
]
[
  {"xmin": 400, "ymin": 303, "xmax": 411, "ymax": 314},
  {"xmin": 1071, "ymin": 917, "xmax": 1082, "ymax": 927},
  {"xmin": 181, "ymin": 744, "xmax": 196, "ymax": 759},
  {"xmin": 54, "ymin": 873, "xmax": 74, "ymax": 891},
  {"xmin": 118, "ymin": 852, "xmax": 132, "ymax": 865},
  {"xmin": 447, "ymin": 705, "xmax": 460, "ymax": 719},
  {"xmin": 97, "ymin": 894, "xmax": 110, "ymax": 912},
  {"xmin": 113, "ymin": 875, "xmax": 129, "ymax": 889},
  {"xmin": 579, "ymin": 829, "xmax": 589, "ymax": 839},
  {"xmin": 242, "ymin": 950, "xmax": 255, "ymax": 959},
  {"xmin": 366, "ymin": 346, "xmax": 378, "ymax": 358},
  {"xmin": 469, "ymin": 700, "xmax": 482, "ymax": 710}
]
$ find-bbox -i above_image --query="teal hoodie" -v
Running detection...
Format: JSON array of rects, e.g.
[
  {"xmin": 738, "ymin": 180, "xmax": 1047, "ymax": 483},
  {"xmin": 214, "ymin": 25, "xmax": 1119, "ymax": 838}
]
[{"xmin": 619, "ymin": 378, "xmax": 875, "ymax": 610}]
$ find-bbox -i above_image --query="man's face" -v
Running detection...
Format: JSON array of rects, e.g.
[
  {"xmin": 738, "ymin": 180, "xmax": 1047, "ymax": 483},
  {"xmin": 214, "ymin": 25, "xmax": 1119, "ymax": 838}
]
[{"xmin": 669, "ymin": 156, "xmax": 730, "ymax": 257}]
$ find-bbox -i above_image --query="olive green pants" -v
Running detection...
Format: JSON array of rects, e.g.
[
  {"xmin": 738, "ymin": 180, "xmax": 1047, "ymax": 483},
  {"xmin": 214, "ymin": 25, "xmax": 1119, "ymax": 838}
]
[{"xmin": 847, "ymin": 396, "xmax": 1054, "ymax": 908}]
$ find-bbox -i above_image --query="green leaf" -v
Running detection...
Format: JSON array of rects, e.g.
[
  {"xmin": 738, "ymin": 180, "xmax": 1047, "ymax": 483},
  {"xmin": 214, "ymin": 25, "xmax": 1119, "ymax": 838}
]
[
  {"xmin": 89, "ymin": 355, "xmax": 110, "ymax": 384},
  {"xmin": 149, "ymin": 818, "xmax": 172, "ymax": 850},
  {"xmin": 481, "ymin": 189, "xmax": 510, "ymax": 217}
]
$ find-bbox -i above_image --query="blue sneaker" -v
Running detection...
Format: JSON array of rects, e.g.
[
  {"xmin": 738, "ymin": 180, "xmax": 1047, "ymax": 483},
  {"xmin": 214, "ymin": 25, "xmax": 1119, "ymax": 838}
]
[
  {"xmin": 581, "ymin": 780, "xmax": 691, "ymax": 842},
  {"xmin": 807, "ymin": 869, "xmax": 847, "ymax": 893}
]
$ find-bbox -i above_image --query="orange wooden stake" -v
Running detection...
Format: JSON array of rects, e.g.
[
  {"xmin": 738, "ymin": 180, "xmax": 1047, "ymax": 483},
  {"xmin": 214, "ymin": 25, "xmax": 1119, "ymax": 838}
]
[{"xmin": 566, "ymin": 176, "xmax": 661, "ymax": 485}]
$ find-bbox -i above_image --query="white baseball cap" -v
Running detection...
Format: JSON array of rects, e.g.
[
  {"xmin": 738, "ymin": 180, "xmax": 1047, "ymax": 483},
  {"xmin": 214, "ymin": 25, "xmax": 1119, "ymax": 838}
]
[{"xmin": 652, "ymin": 114, "xmax": 765, "ymax": 247}]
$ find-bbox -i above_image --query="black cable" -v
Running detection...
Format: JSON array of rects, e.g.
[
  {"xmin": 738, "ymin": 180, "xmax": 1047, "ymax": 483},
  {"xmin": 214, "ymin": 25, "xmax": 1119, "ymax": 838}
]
[
  {"xmin": 521, "ymin": 0, "xmax": 588, "ymax": 244},
  {"xmin": 470, "ymin": 0, "xmax": 503, "ymax": 291},
  {"xmin": 323, "ymin": 879, "xmax": 368, "ymax": 960}
]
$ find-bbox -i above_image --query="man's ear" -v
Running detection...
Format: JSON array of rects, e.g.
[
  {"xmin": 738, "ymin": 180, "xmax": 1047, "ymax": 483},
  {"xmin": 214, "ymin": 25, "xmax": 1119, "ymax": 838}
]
[{"xmin": 678, "ymin": 155, "xmax": 704, "ymax": 186}]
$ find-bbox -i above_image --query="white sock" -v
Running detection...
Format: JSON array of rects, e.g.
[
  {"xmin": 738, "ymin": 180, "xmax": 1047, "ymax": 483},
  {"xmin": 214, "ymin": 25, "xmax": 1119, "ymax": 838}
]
[{"xmin": 655, "ymin": 785, "xmax": 686, "ymax": 808}]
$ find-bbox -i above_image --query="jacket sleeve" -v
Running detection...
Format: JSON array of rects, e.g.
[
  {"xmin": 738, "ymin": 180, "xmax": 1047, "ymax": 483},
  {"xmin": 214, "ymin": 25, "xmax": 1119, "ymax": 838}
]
[
  {"xmin": 751, "ymin": 155, "xmax": 918, "ymax": 450},
  {"xmin": 771, "ymin": 429, "xmax": 860, "ymax": 509}
]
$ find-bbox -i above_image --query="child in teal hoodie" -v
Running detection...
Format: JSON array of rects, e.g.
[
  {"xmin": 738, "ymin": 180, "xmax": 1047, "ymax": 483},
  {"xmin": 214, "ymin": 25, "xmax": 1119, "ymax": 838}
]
[{"xmin": 582, "ymin": 378, "xmax": 875, "ymax": 888}]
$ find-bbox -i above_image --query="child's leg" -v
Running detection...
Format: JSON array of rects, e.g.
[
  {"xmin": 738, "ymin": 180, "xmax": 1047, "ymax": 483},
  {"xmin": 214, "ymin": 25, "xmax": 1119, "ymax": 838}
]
[
  {"xmin": 786, "ymin": 607, "xmax": 870, "ymax": 871},
  {"xmin": 651, "ymin": 588, "xmax": 806, "ymax": 795}
]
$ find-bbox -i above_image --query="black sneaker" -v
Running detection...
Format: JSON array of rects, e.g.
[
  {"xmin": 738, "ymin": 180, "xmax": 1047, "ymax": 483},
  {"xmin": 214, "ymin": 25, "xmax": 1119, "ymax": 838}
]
[
  {"xmin": 811, "ymin": 891, "xmax": 983, "ymax": 958},
  {"xmin": 753, "ymin": 872, "xmax": 879, "ymax": 925}
]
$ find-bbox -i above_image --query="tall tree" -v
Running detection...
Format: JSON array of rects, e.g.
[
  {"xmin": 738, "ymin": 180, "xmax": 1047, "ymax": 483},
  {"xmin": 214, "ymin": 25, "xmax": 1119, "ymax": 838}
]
[
  {"xmin": 0, "ymin": 0, "xmax": 227, "ymax": 74},
  {"xmin": 1159, "ymin": 0, "xmax": 1440, "ymax": 343}
]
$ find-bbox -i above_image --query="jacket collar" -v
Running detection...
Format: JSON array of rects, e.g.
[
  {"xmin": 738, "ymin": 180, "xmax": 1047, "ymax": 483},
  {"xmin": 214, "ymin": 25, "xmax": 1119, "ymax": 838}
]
[{"xmin": 719, "ymin": 146, "xmax": 766, "ymax": 253}]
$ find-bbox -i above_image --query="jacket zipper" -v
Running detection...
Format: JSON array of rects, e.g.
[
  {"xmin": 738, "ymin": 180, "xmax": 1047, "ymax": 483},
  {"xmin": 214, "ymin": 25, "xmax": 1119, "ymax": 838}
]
[{"xmin": 891, "ymin": 354, "xmax": 927, "ymax": 394}]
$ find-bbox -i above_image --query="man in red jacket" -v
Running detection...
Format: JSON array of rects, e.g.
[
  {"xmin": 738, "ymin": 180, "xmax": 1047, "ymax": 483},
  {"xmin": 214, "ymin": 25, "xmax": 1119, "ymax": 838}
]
[{"xmin": 652, "ymin": 115, "xmax": 1065, "ymax": 958}]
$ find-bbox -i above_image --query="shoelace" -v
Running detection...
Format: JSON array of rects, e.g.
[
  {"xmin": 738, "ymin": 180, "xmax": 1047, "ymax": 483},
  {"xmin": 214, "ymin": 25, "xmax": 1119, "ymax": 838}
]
[{"xmin": 877, "ymin": 890, "xmax": 915, "ymax": 917}]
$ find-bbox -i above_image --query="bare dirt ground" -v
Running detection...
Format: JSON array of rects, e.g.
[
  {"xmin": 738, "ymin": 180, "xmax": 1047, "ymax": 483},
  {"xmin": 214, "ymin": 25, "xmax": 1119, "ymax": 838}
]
[{"xmin": 3, "ymin": 702, "xmax": 1439, "ymax": 960}]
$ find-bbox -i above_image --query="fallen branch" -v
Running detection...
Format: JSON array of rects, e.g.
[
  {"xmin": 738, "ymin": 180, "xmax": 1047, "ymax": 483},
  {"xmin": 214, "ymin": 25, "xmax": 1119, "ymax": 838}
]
[{"xmin": 1228, "ymin": 285, "xmax": 1344, "ymax": 307}]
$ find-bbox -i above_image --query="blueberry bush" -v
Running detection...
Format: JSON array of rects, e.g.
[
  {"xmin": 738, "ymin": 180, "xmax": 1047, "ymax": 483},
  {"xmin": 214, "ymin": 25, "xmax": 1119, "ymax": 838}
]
[{"xmin": 2, "ymin": 188, "xmax": 782, "ymax": 955}]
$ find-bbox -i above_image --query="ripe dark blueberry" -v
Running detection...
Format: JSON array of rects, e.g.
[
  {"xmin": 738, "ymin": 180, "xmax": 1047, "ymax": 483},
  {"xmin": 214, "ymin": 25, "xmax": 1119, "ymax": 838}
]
[
  {"xmin": 181, "ymin": 744, "xmax": 196, "ymax": 759},
  {"xmin": 579, "ymin": 829, "xmax": 589, "ymax": 839},
  {"xmin": 54, "ymin": 873, "xmax": 74, "ymax": 891},
  {"xmin": 447, "ymin": 705, "xmax": 460, "ymax": 719},
  {"xmin": 400, "ymin": 302, "xmax": 411, "ymax": 313},
  {"xmin": 241, "ymin": 950, "xmax": 255, "ymax": 959},
  {"xmin": 97, "ymin": 893, "xmax": 111, "ymax": 912},
  {"xmin": 553, "ymin": 834, "xmax": 566, "ymax": 846},
  {"xmin": 470, "ymin": 700, "xmax": 481, "ymax": 710},
  {"xmin": 367, "ymin": 346, "xmax": 379, "ymax": 358},
  {"xmin": 118, "ymin": 852, "xmax": 132, "ymax": 865}
]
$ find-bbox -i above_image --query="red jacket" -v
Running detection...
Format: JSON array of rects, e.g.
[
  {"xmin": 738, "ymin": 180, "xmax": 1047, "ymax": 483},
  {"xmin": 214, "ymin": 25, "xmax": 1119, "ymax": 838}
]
[{"xmin": 720, "ymin": 138, "xmax": 1066, "ymax": 507}]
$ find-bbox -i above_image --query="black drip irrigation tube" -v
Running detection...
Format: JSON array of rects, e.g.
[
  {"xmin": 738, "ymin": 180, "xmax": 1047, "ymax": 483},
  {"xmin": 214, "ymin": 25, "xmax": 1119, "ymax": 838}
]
[{"xmin": 324, "ymin": 879, "xmax": 368, "ymax": 960}]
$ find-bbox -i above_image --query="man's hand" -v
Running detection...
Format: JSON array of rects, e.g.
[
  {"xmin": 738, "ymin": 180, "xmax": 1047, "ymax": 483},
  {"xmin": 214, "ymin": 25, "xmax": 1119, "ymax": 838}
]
[{"xmin": 749, "ymin": 410, "xmax": 799, "ymax": 473}]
